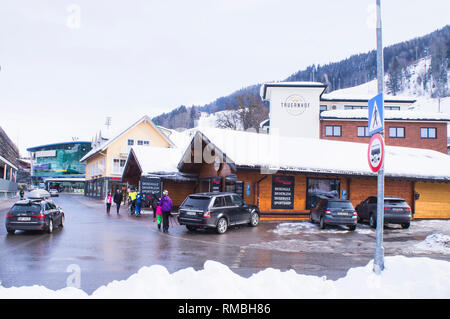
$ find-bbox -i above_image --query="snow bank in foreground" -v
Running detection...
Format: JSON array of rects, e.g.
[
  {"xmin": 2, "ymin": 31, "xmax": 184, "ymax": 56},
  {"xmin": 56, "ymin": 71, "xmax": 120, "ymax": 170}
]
[{"xmin": 1, "ymin": 256, "xmax": 449, "ymax": 299}]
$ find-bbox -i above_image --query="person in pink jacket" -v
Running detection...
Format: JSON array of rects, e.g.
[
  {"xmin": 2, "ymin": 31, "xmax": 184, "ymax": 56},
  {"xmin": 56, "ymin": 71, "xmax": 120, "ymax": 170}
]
[
  {"xmin": 105, "ymin": 192, "xmax": 112, "ymax": 214},
  {"xmin": 156, "ymin": 205, "xmax": 162, "ymax": 230}
]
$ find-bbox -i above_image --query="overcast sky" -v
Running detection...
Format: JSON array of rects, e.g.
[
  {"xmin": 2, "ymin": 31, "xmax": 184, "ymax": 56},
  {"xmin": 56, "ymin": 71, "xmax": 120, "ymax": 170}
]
[{"xmin": 0, "ymin": 0, "xmax": 449, "ymax": 156}]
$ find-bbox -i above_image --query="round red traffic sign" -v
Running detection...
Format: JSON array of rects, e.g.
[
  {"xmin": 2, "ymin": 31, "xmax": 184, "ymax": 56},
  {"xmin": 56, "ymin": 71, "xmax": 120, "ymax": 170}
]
[{"xmin": 367, "ymin": 133, "xmax": 384, "ymax": 172}]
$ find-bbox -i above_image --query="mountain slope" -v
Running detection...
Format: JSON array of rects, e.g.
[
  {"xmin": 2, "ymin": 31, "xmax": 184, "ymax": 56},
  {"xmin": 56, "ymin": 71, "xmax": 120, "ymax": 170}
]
[{"xmin": 152, "ymin": 25, "xmax": 449, "ymax": 130}]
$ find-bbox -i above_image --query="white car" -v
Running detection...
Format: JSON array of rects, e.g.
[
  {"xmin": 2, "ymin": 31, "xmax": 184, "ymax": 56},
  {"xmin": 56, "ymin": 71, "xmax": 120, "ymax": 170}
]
[{"xmin": 49, "ymin": 189, "xmax": 59, "ymax": 197}]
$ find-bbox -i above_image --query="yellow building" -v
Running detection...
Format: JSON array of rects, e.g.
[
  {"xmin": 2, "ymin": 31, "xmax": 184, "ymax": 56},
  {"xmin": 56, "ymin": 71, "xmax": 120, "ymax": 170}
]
[{"xmin": 80, "ymin": 115, "xmax": 174, "ymax": 198}]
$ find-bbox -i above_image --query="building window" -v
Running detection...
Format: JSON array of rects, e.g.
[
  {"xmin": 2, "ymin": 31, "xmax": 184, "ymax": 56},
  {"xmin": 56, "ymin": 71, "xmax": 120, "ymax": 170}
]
[
  {"xmin": 325, "ymin": 125, "xmax": 341, "ymax": 137},
  {"xmin": 357, "ymin": 126, "xmax": 369, "ymax": 137},
  {"xmin": 137, "ymin": 140, "xmax": 150, "ymax": 146},
  {"xmin": 420, "ymin": 127, "xmax": 437, "ymax": 139},
  {"xmin": 388, "ymin": 127, "xmax": 405, "ymax": 138},
  {"xmin": 127, "ymin": 139, "xmax": 134, "ymax": 146},
  {"xmin": 386, "ymin": 106, "xmax": 401, "ymax": 110},
  {"xmin": 320, "ymin": 105, "xmax": 327, "ymax": 113},
  {"xmin": 112, "ymin": 158, "xmax": 126, "ymax": 174},
  {"xmin": 344, "ymin": 105, "xmax": 367, "ymax": 110}
]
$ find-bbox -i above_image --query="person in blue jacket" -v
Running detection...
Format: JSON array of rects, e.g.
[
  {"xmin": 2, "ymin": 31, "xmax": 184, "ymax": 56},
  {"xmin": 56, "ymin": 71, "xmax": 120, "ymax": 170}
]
[{"xmin": 135, "ymin": 192, "xmax": 144, "ymax": 216}]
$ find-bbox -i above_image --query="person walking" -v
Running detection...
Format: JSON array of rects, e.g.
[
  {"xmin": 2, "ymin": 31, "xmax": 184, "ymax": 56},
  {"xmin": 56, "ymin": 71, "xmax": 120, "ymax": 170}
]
[
  {"xmin": 129, "ymin": 189, "xmax": 137, "ymax": 215},
  {"xmin": 135, "ymin": 192, "xmax": 143, "ymax": 216},
  {"xmin": 105, "ymin": 192, "xmax": 112, "ymax": 214},
  {"xmin": 113, "ymin": 189, "xmax": 122, "ymax": 215},
  {"xmin": 151, "ymin": 193, "xmax": 159, "ymax": 222},
  {"xmin": 159, "ymin": 190, "xmax": 173, "ymax": 233}
]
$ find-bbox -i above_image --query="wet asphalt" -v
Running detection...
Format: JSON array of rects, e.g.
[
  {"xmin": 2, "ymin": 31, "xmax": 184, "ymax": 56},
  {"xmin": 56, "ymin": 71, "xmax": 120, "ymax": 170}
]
[{"xmin": 0, "ymin": 194, "xmax": 449, "ymax": 295}]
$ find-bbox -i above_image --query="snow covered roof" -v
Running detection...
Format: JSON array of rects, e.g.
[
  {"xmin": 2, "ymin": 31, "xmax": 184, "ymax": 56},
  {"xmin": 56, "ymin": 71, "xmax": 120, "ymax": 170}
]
[
  {"xmin": 320, "ymin": 79, "xmax": 416, "ymax": 103},
  {"xmin": 80, "ymin": 115, "xmax": 175, "ymax": 162},
  {"xmin": 260, "ymin": 81, "xmax": 326, "ymax": 100},
  {"xmin": 123, "ymin": 146, "xmax": 197, "ymax": 182},
  {"xmin": 321, "ymin": 109, "xmax": 450, "ymax": 122},
  {"xmin": 128, "ymin": 146, "xmax": 183, "ymax": 175},
  {"xmin": 179, "ymin": 128, "xmax": 450, "ymax": 182}
]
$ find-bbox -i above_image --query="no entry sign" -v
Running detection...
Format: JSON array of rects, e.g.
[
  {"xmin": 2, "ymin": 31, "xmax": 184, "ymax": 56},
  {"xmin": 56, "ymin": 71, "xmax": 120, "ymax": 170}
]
[{"xmin": 368, "ymin": 134, "xmax": 384, "ymax": 172}]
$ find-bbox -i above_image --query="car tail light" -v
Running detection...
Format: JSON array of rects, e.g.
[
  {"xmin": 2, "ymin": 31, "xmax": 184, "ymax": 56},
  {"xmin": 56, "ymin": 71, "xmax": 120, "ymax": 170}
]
[
  {"xmin": 32, "ymin": 213, "xmax": 45, "ymax": 219},
  {"xmin": 203, "ymin": 211, "xmax": 211, "ymax": 218},
  {"xmin": 353, "ymin": 211, "xmax": 358, "ymax": 216},
  {"xmin": 405, "ymin": 207, "xmax": 411, "ymax": 211},
  {"xmin": 5, "ymin": 214, "xmax": 15, "ymax": 218},
  {"xmin": 325, "ymin": 210, "xmax": 332, "ymax": 215}
]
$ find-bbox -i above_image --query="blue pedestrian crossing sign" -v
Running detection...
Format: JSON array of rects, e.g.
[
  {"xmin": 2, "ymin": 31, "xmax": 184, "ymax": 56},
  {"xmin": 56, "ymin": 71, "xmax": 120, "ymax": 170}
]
[{"xmin": 368, "ymin": 93, "xmax": 384, "ymax": 135}]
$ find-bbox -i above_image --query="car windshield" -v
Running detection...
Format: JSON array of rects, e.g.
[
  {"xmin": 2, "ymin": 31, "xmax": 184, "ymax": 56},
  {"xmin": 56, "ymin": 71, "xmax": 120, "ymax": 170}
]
[
  {"xmin": 182, "ymin": 196, "xmax": 211, "ymax": 210},
  {"xmin": 10, "ymin": 204, "xmax": 41, "ymax": 214},
  {"xmin": 328, "ymin": 201, "xmax": 354, "ymax": 209}
]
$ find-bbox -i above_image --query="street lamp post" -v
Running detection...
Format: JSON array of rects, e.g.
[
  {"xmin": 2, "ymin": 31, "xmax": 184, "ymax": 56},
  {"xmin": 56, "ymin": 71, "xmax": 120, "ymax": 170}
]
[{"xmin": 373, "ymin": 0, "xmax": 385, "ymax": 274}]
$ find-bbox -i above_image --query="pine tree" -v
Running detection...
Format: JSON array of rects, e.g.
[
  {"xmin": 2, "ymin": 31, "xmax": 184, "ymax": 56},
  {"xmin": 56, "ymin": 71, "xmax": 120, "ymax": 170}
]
[
  {"xmin": 431, "ymin": 35, "xmax": 448, "ymax": 98},
  {"xmin": 387, "ymin": 57, "xmax": 402, "ymax": 95}
]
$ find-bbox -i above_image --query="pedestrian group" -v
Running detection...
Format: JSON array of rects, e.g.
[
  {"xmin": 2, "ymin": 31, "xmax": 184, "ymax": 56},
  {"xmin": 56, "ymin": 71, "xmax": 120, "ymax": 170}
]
[{"xmin": 105, "ymin": 188, "xmax": 173, "ymax": 233}]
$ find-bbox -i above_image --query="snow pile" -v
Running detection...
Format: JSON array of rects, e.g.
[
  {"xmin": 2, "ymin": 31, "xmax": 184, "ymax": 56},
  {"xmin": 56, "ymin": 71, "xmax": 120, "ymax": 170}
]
[
  {"xmin": 414, "ymin": 234, "xmax": 450, "ymax": 254},
  {"xmin": 270, "ymin": 222, "xmax": 374, "ymax": 235},
  {"xmin": 1, "ymin": 256, "xmax": 449, "ymax": 299}
]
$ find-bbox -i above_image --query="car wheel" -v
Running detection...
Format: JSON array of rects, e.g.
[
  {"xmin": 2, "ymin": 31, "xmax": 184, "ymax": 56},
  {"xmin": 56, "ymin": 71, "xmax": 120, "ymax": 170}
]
[
  {"xmin": 6, "ymin": 228, "xmax": 15, "ymax": 235},
  {"xmin": 401, "ymin": 222, "xmax": 410, "ymax": 229},
  {"xmin": 348, "ymin": 225, "xmax": 356, "ymax": 231},
  {"xmin": 186, "ymin": 225, "xmax": 197, "ymax": 231},
  {"xmin": 216, "ymin": 217, "xmax": 228, "ymax": 234},
  {"xmin": 319, "ymin": 216, "xmax": 326, "ymax": 229},
  {"xmin": 309, "ymin": 212, "xmax": 314, "ymax": 223},
  {"xmin": 60, "ymin": 215, "xmax": 64, "ymax": 228},
  {"xmin": 47, "ymin": 219, "xmax": 53, "ymax": 234},
  {"xmin": 249, "ymin": 211, "xmax": 259, "ymax": 227},
  {"xmin": 369, "ymin": 213, "xmax": 376, "ymax": 228}
]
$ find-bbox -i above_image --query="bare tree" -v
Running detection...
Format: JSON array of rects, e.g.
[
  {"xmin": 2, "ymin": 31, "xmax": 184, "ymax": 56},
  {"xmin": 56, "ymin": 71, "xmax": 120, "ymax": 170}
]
[{"xmin": 215, "ymin": 92, "xmax": 268, "ymax": 131}]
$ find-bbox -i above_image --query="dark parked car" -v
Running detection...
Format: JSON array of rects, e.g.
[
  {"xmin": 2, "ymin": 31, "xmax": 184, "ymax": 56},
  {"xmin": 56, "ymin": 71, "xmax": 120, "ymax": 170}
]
[
  {"xmin": 310, "ymin": 198, "xmax": 358, "ymax": 231},
  {"xmin": 355, "ymin": 196, "xmax": 411, "ymax": 229},
  {"xmin": 178, "ymin": 192, "xmax": 260, "ymax": 234},
  {"xmin": 5, "ymin": 199, "xmax": 65, "ymax": 234}
]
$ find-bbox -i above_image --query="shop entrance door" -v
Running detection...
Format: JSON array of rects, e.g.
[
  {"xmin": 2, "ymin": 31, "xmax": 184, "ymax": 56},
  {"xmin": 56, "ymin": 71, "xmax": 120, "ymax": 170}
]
[{"xmin": 199, "ymin": 178, "xmax": 210, "ymax": 193}]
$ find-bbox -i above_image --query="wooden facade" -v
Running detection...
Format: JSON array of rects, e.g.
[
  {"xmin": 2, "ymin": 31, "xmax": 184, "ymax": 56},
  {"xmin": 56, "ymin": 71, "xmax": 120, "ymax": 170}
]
[
  {"xmin": 120, "ymin": 130, "xmax": 450, "ymax": 220},
  {"xmin": 414, "ymin": 182, "xmax": 450, "ymax": 219},
  {"xmin": 176, "ymin": 134, "xmax": 449, "ymax": 219}
]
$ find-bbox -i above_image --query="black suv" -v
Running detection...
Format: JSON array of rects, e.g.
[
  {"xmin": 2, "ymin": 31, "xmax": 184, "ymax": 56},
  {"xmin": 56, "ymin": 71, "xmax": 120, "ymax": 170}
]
[
  {"xmin": 5, "ymin": 199, "xmax": 65, "ymax": 234},
  {"xmin": 355, "ymin": 196, "xmax": 412, "ymax": 229},
  {"xmin": 310, "ymin": 198, "xmax": 358, "ymax": 231},
  {"xmin": 178, "ymin": 192, "xmax": 260, "ymax": 234}
]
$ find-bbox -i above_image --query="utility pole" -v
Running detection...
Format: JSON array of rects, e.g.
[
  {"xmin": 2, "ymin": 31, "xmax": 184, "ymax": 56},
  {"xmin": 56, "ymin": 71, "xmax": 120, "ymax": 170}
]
[{"xmin": 374, "ymin": 0, "xmax": 385, "ymax": 274}]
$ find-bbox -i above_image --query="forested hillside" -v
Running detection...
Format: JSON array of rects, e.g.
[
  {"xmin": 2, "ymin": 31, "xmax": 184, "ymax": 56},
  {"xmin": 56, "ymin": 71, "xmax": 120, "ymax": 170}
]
[{"xmin": 152, "ymin": 25, "xmax": 449, "ymax": 130}]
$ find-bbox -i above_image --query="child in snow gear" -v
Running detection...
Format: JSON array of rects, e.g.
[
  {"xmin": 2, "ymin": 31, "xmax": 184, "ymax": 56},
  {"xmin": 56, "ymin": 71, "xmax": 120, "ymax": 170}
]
[
  {"xmin": 135, "ymin": 193, "xmax": 143, "ymax": 216},
  {"xmin": 156, "ymin": 205, "xmax": 162, "ymax": 230}
]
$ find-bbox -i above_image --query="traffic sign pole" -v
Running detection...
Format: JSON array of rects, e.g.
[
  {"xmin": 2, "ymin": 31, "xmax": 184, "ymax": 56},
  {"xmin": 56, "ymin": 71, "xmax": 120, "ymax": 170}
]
[{"xmin": 373, "ymin": 0, "xmax": 385, "ymax": 274}]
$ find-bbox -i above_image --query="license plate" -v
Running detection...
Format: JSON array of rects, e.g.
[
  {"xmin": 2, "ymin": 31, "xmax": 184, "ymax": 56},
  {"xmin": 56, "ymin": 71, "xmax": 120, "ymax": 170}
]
[
  {"xmin": 392, "ymin": 208, "xmax": 403, "ymax": 211},
  {"xmin": 186, "ymin": 211, "xmax": 197, "ymax": 216},
  {"xmin": 18, "ymin": 217, "xmax": 31, "ymax": 222},
  {"xmin": 337, "ymin": 212, "xmax": 349, "ymax": 216}
]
